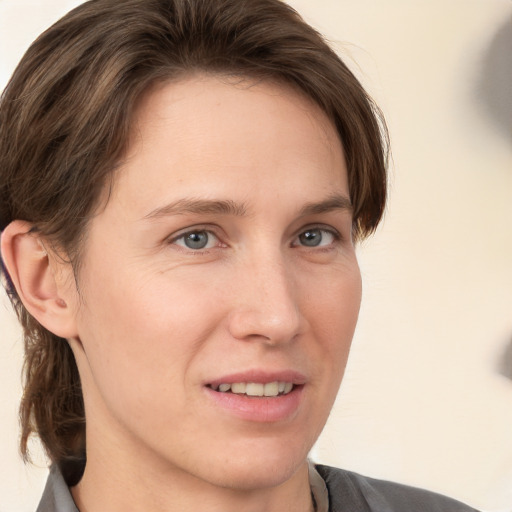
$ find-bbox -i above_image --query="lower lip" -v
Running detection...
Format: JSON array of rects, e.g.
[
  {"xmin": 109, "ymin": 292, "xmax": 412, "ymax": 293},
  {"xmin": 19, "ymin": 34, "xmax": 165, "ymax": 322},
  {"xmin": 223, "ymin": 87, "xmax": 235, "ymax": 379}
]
[{"xmin": 204, "ymin": 386, "xmax": 304, "ymax": 423}]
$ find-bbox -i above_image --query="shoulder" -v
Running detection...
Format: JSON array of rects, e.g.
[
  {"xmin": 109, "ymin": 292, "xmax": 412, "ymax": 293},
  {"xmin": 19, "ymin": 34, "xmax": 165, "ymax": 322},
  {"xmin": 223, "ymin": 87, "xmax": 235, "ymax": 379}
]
[{"xmin": 315, "ymin": 464, "xmax": 480, "ymax": 512}]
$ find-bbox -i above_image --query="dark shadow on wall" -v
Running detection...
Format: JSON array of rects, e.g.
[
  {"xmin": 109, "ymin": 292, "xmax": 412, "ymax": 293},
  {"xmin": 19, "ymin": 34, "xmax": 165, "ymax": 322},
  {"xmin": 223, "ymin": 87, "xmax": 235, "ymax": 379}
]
[
  {"xmin": 475, "ymin": 15, "xmax": 512, "ymax": 144},
  {"xmin": 498, "ymin": 337, "xmax": 512, "ymax": 382},
  {"xmin": 480, "ymin": 15, "xmax": 512, "ymax": 381}
]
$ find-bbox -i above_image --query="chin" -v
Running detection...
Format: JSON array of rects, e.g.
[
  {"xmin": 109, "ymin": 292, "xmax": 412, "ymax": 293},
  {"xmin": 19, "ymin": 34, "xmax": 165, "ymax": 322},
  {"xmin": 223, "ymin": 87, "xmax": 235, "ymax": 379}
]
[
  {"xmin": 199, "ymin": 440, "xmax": 311, "ymax": 491},
  {"xmin": 209, "ymin": 461, "xmax": 306, "ymax": 492}
]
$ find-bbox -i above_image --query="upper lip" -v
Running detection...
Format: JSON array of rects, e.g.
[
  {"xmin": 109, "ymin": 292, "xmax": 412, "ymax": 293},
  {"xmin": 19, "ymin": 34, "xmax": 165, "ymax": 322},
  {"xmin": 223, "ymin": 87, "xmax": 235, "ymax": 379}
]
[{"xmin": 206, "ymin": 369, "xmax": 307, "ymax": 388}]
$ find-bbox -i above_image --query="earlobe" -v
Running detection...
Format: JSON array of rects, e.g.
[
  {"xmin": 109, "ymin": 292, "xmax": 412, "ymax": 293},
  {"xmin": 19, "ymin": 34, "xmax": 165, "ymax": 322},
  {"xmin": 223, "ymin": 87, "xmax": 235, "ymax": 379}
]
[{"xmin": 1, "ymin": 220, "xmax": 78, "ymax": 339}]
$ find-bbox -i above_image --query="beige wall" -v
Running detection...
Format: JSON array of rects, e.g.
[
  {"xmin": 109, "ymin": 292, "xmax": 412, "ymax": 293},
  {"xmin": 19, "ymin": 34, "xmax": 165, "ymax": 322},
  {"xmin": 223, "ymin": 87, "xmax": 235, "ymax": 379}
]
[{"xmin": 1, "ymin": 1, "xmax": 511, "ymax": 510}]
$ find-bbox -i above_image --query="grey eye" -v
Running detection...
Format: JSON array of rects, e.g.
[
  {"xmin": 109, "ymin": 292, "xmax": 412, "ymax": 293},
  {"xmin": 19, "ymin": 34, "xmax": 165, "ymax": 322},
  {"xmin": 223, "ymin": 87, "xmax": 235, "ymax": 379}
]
[
  {"xmin": 172, "ymin": 229, "xmax": 220, "ymax": 251},
  {"xmin": 183, "ymin": 231, "xmax": 210, "ymax": 249},
  {"xmin": 296, "ymin": 228, "xmax": 336, "ymax": 248},
  {"xmin": 298, "ymin": 229, "xmax": 323, "ymax": 247}
]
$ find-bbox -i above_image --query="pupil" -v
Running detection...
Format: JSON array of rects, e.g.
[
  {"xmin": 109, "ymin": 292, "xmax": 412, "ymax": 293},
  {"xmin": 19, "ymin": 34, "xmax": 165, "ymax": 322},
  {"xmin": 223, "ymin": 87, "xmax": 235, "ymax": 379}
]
[
  {"xmin": 185, "ymin": 231, "xmax": 208, "ymax": 249},
  {"xmin": 300, "ymin": 229, "xmax": 322, "ymax": 247}
]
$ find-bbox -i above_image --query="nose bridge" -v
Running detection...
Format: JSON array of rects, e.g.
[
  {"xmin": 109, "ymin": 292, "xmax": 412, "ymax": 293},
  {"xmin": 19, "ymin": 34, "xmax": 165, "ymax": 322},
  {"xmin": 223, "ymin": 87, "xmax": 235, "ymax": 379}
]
[{"xmin": 228, "ymin": 247, "xmax": 302, "ymax": 344}]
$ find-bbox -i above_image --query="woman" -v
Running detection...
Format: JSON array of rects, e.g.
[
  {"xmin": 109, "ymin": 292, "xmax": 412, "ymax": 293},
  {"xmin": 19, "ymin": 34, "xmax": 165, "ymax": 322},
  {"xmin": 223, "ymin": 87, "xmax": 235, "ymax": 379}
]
[{"xmin": 0, "ymin": 0, "xmax": 478, "ymax": 510}]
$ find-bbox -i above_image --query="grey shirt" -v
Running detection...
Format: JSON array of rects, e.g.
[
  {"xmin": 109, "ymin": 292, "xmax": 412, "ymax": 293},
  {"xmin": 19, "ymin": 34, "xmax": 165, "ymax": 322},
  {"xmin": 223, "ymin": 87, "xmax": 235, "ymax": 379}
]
[
  {"xmin": 36, "ymin": 466, "xmax": 78, "ymax": 512},
  {"xmin": 35, "ymin": 463, "xmax": 479, "ymax": 512},
  {"xmin": 315, "ymin": 464, "xmax": 479, "ymax": 512}
]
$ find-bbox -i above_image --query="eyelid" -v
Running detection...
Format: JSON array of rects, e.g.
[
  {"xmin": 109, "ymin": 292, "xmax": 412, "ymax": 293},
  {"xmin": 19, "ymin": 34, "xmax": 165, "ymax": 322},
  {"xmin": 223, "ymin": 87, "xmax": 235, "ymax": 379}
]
[
  {"xmin": 164, "ymin": 223, "xmax": 343, "ymax": 251},
  {"xmin": 291, "ymin": 224, "xmax": 342, "ymax": 248},
  {"xmin": 166, "ymin": 225, "xmax": 225, "ymax": 251}
]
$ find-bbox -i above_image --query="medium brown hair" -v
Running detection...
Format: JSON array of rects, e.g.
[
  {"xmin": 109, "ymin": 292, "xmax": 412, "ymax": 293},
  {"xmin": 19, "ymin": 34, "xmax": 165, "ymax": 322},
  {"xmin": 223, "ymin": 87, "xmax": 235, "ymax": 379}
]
[{"xmin": 0, "ymin": 0, "xmax": 388, "ymax": 483}]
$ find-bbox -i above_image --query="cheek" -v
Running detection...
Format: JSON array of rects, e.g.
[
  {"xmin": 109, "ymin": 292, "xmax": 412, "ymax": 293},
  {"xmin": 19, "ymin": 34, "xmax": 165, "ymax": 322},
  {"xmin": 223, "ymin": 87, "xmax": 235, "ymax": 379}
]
[
  {"xmin": 290, "ymin": 264, "xmax": 361, "ymax": 445},
  {"xmin": 74, "ymin": 267, "xmax": 225, "ymax": 410},
  {"xmin": 304, "ymin": 263, "xmax": 362, "ymax": 383},
  {"xmin": 306, "ymin": 261, "xmax": 362, "ymax": 338}
]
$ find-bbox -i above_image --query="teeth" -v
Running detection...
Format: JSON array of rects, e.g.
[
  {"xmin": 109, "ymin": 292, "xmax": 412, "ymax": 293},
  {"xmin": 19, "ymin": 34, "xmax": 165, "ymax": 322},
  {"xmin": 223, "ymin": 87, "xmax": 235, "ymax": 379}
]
[
  {"xmin": 246, "ymin": 383, "xmax": 264, "ymax": 396},
  {"xmin": 231, "ymin": 382, "xmax": 246, "ymax": 394},
  {"xmin": 213, "ymin": 381, "xmax": 294, "ymax": 397},
  {"xmin": 264, "ymin": 382, "xmax": 279, "ymax": 397}
]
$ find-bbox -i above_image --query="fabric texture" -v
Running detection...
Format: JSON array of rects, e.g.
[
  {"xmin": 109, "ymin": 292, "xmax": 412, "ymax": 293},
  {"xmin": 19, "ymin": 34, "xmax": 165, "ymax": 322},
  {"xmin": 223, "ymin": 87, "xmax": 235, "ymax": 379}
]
[
  {"xmin": 316, "ymin": 464, "xmax": 480, "ymax": 512},
  {"xmin": 309, "ymin": 461, "xmax": 329, "ymax": 512},
  {"xmin": 36, "ymin": 466, "xmax": 79, "ymax": 512},
  {"xmin": 35, "ymin": 463, "xmax": 479, "ymax": 512}
]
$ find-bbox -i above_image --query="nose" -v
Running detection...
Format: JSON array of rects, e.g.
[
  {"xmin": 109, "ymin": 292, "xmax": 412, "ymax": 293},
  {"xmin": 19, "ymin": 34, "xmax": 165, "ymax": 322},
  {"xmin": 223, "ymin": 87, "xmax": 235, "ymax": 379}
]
[{"xmin": 227, "ymin": 254, "xmax": 303, "ymax": 345}]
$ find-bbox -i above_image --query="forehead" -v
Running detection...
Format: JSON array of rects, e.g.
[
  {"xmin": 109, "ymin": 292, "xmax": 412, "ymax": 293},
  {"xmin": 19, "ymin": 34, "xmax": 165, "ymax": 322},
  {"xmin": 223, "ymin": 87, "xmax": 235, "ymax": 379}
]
[
  {"xmin": 131, "ymin": 75, "xmax": 341, "ymax": 154},
  {"xmin": 108, "ymin": 74, "xmax": 347, "ymax": 217}
]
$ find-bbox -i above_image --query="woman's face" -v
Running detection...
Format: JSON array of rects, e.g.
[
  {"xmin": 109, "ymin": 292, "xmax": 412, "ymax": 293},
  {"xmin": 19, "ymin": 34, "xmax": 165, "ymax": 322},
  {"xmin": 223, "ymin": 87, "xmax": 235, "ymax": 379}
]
[{"xmin": 66, "ymin": 76, "xmax": 362, "ymax": 489}]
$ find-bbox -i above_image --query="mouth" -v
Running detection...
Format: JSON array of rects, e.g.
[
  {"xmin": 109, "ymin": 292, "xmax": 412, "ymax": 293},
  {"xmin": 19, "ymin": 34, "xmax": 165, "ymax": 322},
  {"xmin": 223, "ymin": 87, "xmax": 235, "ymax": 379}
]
[
  {"xmin": 204, "ymin": 373, "xmax": 305, "ymax": 422},
  {"xmin": 208, "ymin": 381, "xmax": 295, "ymax": 397}
]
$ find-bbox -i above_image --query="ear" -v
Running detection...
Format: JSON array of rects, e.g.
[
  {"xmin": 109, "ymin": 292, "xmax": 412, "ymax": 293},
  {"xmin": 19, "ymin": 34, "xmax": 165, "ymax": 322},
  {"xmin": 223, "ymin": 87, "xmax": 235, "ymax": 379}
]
[{"xmin": 1, "ymin": 220, "xmax": 79, "ymax": 339}]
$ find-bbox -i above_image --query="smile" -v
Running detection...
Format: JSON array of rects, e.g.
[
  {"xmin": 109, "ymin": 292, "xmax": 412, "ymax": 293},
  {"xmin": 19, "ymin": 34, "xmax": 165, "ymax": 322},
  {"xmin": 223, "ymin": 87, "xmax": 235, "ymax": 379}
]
[
  {"xmin": 204, "ymin": 374, "xmax": 305, "ymax": 422},
  {"xmin": 209, "ymin": 381, "xmax": 294, "ymax": 397}
]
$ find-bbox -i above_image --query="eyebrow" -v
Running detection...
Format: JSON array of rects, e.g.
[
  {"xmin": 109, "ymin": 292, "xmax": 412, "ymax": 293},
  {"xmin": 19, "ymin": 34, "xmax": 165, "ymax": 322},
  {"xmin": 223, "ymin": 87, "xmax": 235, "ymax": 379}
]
[
  {"xmin": 299, "ymin": 194, "xmax": 353, "ymax": 216},
  {"xmin": 142, "ymin": 193, "xmax": 352, "ymax": 221},
  {"xmin": 143, "ymin": 198, "xmax": 248, "ymax": 220}
]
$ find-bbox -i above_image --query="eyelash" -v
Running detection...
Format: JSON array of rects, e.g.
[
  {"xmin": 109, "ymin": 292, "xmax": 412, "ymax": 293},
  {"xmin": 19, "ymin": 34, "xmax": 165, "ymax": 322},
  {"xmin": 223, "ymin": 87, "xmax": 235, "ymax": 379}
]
[
  {"xmin": 169, "ymin": 227, "xmax": 224, "ymax": 253},
  {"xmin": 291, "ymin": 226, "xmax": 341, "ymax": 250},
  {"xmin": 168, "ymin": 225, "xmax": 342, "ymax": 254}
]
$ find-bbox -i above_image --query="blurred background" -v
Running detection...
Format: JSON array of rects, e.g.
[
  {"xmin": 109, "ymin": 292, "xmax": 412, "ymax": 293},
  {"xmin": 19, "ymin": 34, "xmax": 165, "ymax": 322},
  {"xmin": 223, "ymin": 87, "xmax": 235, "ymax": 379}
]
[{"xmin": 1, "ymin": 1, "xmax": 511, "ymax": 510}]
